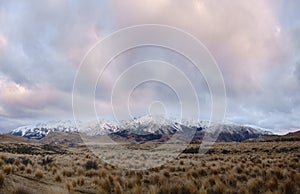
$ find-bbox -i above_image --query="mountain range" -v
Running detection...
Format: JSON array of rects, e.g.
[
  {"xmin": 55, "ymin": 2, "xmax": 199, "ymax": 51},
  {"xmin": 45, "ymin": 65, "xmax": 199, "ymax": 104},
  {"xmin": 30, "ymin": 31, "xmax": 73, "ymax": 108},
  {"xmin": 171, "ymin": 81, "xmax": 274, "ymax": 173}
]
[{"xmin": 9, "ymin": 115, "xmax": 273, "ymax": 142}]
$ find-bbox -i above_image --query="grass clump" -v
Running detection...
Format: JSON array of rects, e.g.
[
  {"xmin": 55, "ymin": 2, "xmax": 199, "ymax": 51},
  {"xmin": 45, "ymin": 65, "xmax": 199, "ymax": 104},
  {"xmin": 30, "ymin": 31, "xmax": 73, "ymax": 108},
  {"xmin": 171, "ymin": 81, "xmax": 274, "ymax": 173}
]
[{"xmin": 34, "ymin": 169, "xmax": 43, "ymax": 179}]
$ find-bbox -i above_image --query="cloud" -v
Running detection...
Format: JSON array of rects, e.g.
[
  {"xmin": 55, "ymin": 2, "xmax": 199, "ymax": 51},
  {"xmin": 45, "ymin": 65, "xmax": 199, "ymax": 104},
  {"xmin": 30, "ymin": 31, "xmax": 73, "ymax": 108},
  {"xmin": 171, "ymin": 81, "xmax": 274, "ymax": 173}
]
[
  {"xmin": 0, "ymin": 0, "xmax": 299, "ymax": 133},
  {"xmin": 0, "ymin": 78, "xmax": 71, "ymax": 120},
  {"xmin": 106, "ymin": 0, "xmax": 286, "ymax": 95}
]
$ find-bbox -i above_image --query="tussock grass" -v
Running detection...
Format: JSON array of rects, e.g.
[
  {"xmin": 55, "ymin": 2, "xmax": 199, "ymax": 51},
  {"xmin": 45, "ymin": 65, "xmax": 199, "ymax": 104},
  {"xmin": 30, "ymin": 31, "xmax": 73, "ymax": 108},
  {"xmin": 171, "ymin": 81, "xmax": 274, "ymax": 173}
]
[
  {"xmin": 77, "ymin": 176, "xmax": 85, "ymax": 186},
  {"xmin": 25, "ymin": 166, "xmax": 32, "ymax": 174},
  {"xmin": 34, "ymin": 169, "xmax": 43, "ymax": 179},
  {"xmin": 0, "ymin": 141, "xmax": 299, "ymax": 193},
  {"xmin": 54, "ymin": 174, "xmax": 62, "ymax": 182},
  {"xmin": 3, "ymin": 165, "xmax": 12, "ymax": 175},
  {"xmin": 62, "ymin": 168, "xmax": 73, "ymax": 177}
]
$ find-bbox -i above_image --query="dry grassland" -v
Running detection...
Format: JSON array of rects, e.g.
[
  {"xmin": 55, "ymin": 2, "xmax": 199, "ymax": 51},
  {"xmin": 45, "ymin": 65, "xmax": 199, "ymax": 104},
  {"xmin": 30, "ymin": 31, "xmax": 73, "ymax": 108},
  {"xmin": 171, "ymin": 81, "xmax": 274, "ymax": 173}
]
[{"xmin": 0, "ymin": 141, "xmax": 299, "ymax": 194}]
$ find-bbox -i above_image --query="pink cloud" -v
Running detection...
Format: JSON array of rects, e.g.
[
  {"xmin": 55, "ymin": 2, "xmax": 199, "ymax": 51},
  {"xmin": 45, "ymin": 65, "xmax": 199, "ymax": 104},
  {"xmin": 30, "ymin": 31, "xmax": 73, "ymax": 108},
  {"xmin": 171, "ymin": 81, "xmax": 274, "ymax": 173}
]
[{"xmin": 0, "ymin": 78, "xmax": 71, "ymax": 117}]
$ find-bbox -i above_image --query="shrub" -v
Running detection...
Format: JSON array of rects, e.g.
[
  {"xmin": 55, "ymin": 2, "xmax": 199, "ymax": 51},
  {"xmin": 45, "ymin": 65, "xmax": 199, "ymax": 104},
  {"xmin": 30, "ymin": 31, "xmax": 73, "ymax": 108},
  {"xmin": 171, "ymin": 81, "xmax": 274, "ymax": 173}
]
[
  {"xmin": 20, "ymin": 158, "xmax": 30, "ymax": 166},
  {"xmin": 41, "ymin": 156, "xmax": 54, "ymax": 165},
  {"xmin": 5, "ymin": 157, "xmax": 15, "ymax": 164},
  {"xmin": 85, "ymin": 160, "xmax": 98, "ymax": 170},
  {"xmin": 221, "ymin": 149, "xmax": 230, "ymax": 154},
  {"xmin": 163, "ymin": 171, "xmax": 170, "ymax": 178}
]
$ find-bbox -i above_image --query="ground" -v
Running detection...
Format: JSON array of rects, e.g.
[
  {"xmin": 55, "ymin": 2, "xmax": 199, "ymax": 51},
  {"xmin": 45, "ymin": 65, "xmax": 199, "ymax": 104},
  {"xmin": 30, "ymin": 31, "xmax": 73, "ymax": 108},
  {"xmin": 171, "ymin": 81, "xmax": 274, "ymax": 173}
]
[{"xmin": 0, "ymin": 141, "xmax": 299, "ymax": 194}]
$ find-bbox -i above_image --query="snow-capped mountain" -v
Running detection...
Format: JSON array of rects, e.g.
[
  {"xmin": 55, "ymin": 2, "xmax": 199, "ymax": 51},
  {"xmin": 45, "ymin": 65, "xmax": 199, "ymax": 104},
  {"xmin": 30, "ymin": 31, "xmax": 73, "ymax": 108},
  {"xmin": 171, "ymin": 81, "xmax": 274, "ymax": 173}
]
[
  {"xmin": 181, "ymin": 118, "xmax": 210, "ymax": 129},
  {"xmin": 9, "ymin": 115, "xmax": 273, "ymax": 141},
  {"xmin": 77, "ymin": 120, "xmax": 118, "ymax": 136},
  {"xmin": 243, "ymin": 124, "xmax": 273, "ymax": 135},
  {"xmin": 10, "ymin": 120, "xmax": 78, "ymax": 139},
  {"xmin": 9, "ymin": 119, "xmax": 119, "ymax": 139},
  {"xmin": 120, "ymin": 115, "xmax": 183, "ymax": 135},
  {"xmin": 203, "ymin": 123, "xmax": 267, "ymax": 142}
]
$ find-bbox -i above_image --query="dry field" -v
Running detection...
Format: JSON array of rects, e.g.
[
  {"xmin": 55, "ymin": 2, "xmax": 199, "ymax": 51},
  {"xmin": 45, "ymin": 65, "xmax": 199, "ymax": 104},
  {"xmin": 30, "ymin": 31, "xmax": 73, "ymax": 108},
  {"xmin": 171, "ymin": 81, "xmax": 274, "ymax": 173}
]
[{"xmin": 0, "ymin": 141, "xmax": 299, "ymax": 194}]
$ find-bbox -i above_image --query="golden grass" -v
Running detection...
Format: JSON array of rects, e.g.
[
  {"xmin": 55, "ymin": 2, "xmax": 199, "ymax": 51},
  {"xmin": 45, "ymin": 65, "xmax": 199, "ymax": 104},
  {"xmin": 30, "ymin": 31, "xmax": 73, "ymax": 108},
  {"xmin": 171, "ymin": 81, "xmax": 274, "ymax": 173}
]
[{"xmin": 0, "ymin": 141, "xmax": 298, "ymax": 193}]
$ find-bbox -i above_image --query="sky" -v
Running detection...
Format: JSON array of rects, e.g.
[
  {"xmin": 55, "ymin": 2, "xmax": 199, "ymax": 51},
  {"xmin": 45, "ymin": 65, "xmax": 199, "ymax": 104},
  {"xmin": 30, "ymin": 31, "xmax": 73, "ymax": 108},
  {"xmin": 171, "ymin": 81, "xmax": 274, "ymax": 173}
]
[{"xmin": 0, "ymin": 0, "xmax": 300, "ymax": 134}]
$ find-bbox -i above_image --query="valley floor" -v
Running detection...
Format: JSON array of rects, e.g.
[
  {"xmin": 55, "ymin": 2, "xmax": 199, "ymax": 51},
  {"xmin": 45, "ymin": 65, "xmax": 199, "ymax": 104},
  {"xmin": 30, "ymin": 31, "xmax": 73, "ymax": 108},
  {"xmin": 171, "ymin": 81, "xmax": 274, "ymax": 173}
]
[{"xmin": 0, "ymin": 141, "xmax": 299, "ymax": 194}]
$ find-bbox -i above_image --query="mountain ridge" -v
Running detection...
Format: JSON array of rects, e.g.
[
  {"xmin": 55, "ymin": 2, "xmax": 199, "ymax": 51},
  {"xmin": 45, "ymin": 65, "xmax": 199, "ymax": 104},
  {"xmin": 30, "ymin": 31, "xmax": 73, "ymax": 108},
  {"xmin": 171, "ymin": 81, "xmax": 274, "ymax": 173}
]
[{"xmin": 9, "ymin": 115, "xmax": 273, "ymax": 142}]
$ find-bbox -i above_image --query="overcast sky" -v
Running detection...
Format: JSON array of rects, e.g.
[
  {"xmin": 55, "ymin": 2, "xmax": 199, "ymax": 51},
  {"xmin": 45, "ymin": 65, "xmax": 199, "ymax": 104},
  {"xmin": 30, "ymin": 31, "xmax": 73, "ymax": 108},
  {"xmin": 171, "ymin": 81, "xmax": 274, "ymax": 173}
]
[{"xmin": 0, "ymin": 0, "xmax": 300, "ymax": 134}]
